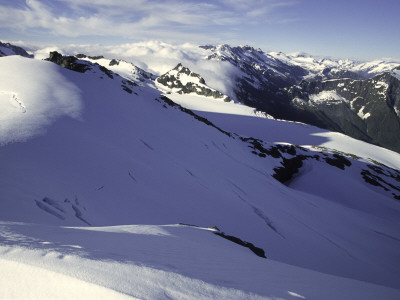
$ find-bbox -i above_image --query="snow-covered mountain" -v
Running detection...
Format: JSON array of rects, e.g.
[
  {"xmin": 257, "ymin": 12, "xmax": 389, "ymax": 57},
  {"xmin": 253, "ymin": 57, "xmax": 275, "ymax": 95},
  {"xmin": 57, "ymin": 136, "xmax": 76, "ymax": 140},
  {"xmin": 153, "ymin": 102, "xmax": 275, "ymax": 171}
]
[
  {"xmin": 1, "ymin": 42, "xmax": 400, "ymax": 299},
  {"xmin": 24, "ymin": 42, "xmax": 400, "ymax": 152},
  {"xmin": 268, "ymin": 51, "xmax": 400, "ymax": 79},
  {"xmin": 199, "ymin": 44, "xmax": 400, "ymax": 152},
  {"xmin": 156, "ymin": 63, "xmax": 231, "ymax": 102},
  {"xmin": 288, "ymin": 72, "xmax": 400, "ymax": 151},
  {"xmin": 0, "ymin": 41, "xmax": 32, "ymax": 58},
  {"xmin": 203, "ymin": 44, "xmax": 400, "ymax": 82}
]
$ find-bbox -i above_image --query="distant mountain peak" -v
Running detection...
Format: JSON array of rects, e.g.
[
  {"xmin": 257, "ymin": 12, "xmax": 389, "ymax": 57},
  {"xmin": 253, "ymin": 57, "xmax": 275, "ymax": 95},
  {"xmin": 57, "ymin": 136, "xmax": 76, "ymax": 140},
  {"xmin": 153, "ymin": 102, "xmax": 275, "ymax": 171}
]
[
  {"xmin": 74, "ymin": 54, "xmax": 156, "ymax": 83},
  {"xmin": 0, "ymin": 41, "xmax": 33, "ymax": 58}
]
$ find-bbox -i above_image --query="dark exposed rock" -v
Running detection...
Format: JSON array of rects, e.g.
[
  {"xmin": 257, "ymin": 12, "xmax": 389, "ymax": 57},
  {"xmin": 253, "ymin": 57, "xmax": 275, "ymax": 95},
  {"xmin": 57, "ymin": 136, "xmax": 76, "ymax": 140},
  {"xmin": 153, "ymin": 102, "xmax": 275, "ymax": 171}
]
[
  {"xmin": 241, "ymin": 137, "xmax": 281, "ymax": 158},
  {"xmin": 177, "ymin": 222, "xmax": 266, "ymax": 258},
  {"xmin": 273, "ymin": 155, "xmax": 307, "ymax": 183},
  {"xmin": 324, "ymin": 154, "xmax": 352, "ymax": 170},
  {"xmin": 199, "ymin": 45, "xmax": 216, "ymax": 51},
  {"xmin": 97, "ymin": 64, "xmax": 113, "ymax": 79},
  {"xmin": 157, "ymin": 64, "xmax": 229, "ymax": 101},
  {"xmin": 47, "ymin": 52, "xmax": 118, "ymax": 81},
  {"xmin": 46, "ymin": 51, "xmax": 91, "ymax": 73},
  {"xmin": 361, "ymin": 169, "xmax": 390, "ymax": 190},
  {"xmin": 214, "ymin": 231, "xmax": 267, "ymax": 258},
  {"xmin": 121, "ymin": 79, "xmax": 138, "ymax": 94},
  {"xmin": 89, "ymin": 55, "xmax": 104, "ymax": 60},
  {"xmin": 75, "ymin": 54, "xmax": 104, "ymax": 60},
  {"xmin": 109, "ymin": 59, "xmax": 119, "ymax": 66},
  {"xmin": 122, "ymin": 86, "xmax": 132, "ymax": 94}
]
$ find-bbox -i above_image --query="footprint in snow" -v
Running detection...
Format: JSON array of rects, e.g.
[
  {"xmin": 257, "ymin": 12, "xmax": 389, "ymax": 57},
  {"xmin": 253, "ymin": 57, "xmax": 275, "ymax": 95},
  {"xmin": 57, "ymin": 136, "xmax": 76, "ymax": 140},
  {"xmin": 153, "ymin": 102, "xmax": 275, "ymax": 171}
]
[{"xmin": 0, "ymin": 91, "xmax": 26, "ymax": 113}]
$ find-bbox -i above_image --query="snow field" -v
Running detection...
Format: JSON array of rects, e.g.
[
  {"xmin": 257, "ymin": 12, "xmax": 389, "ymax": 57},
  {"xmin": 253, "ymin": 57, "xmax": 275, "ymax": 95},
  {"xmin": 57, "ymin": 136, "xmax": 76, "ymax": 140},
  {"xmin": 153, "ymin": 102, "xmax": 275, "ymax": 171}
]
[{"xmin": 1, "ymin": 53, "xmax": 400, "ymax": 299}]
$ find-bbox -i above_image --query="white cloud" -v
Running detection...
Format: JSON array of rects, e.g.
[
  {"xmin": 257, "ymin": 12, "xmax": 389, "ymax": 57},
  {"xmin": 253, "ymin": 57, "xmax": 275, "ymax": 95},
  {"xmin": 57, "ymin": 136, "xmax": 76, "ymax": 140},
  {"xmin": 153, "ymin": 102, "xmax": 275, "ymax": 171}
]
[
  {"xmin": 0, "ymin": 0, "xmax": 299, "ymax": 42},
  {"xmin": 105, "ymin": 41, "xmax": 240, "ymax": 97},
  {"xmin": 33, "ymin": 46, "xmax": 64, "ymax": 60},
  {"xmin": 29, "ymin": 40, "xmax": 239, "ymax": 98}
]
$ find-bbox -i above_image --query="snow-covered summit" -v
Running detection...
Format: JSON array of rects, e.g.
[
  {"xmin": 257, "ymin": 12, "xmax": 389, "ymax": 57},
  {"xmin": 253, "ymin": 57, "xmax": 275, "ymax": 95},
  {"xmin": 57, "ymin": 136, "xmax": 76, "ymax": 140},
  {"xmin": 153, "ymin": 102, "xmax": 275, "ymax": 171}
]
[
  {"xmin": 352, "ymin": 58, "xmax": 400, "ymax": 78},
  {"xmin": 203, "ymin": 44, "xmax": 400, "ymax": 82},
  {"xmin": 273, "ymin": 51, "xmax": 400, "ymax": 80},
  {"xmin": 75, "ymin": 54, "xmax": 156, "ymax": 84},
  {"xmin": 205, "ymin": 44, "xmax": 307, "ymax": 85}
]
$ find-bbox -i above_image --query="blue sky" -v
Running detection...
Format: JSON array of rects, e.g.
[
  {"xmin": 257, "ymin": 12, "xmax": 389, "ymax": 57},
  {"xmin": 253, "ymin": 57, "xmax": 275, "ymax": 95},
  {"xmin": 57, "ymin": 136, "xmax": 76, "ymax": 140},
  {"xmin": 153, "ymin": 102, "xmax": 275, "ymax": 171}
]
[{"xmin": 0, "ymin": 0, "xmax": 399, "ymax": 60}]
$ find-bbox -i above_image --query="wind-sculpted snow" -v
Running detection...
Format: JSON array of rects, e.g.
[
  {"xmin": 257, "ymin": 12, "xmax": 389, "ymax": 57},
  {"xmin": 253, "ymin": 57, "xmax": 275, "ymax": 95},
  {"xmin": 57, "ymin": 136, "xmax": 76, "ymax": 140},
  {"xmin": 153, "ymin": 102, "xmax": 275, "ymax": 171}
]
[
  {"xmin": 0, "ymin": 56, "xmax": 82, "ymax": 145},
  {"xmin": 1, "ymin": 222, "xmax": 400, "ymax": 300}
]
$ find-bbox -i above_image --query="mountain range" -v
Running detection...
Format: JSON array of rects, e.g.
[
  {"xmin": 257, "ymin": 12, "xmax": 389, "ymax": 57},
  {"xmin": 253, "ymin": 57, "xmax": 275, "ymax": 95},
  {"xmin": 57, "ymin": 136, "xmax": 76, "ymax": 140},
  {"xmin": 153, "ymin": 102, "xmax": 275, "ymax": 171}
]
[
  {"xmin": 175, "ymin": 44, "xmax": 400, "ymax": 153},
  {"xmin": 1, "ymin": 41, "xmax": 400, "ymax": 299}
]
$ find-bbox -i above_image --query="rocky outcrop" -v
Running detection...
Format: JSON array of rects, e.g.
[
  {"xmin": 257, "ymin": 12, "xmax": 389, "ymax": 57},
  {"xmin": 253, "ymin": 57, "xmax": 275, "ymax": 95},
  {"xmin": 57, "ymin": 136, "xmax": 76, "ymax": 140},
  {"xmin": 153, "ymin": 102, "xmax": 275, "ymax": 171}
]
[
  {"xmin": 157, "ymin": 64, "xmax": 230, "ymax": 101},
  {"xmin": 46, "ymin": 51, "xmax": 91, "ymax": 73}
]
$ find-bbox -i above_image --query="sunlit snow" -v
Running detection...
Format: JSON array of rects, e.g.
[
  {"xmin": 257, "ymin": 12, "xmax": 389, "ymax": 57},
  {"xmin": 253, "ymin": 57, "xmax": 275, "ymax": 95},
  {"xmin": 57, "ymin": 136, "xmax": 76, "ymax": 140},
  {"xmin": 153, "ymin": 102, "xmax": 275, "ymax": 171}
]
[{"xmin": 0, "ymin": 56, "xmax": 82, "ymax": 145}]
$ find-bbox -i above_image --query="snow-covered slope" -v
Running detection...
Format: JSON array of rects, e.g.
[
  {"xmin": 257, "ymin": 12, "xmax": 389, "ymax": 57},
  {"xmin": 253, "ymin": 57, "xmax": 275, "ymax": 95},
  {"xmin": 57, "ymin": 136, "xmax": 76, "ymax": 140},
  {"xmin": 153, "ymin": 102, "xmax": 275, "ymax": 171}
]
[
  {"xmin": 1, "ymin": 52, "xmax": 400, "ymax": 299},
  {"xmin": 75, "ymin": 54, "xmax": 156, "ymax": 84},
  {"xmin": 168, "ymin": 91, "xmax": 400, "ymax": 170},
  {"xmin": 2, "ymin": 222, "xmax": 400, "ymax": 300},
  {"xmin": 0, "ymin": 56, "xmax": 82, "ymax": 145}
]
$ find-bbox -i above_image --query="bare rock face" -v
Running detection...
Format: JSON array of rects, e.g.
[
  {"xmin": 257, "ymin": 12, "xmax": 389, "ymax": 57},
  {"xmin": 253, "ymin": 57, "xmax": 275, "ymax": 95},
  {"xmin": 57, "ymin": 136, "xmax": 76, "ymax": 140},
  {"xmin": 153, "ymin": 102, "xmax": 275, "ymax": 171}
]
[
  {"xmin": 46, "ymin": 51, "xmax": 91, "ymax": 73},
  {"xmin": 288, "ymin": 73, "xmax": 400, "ymax": 152}
]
